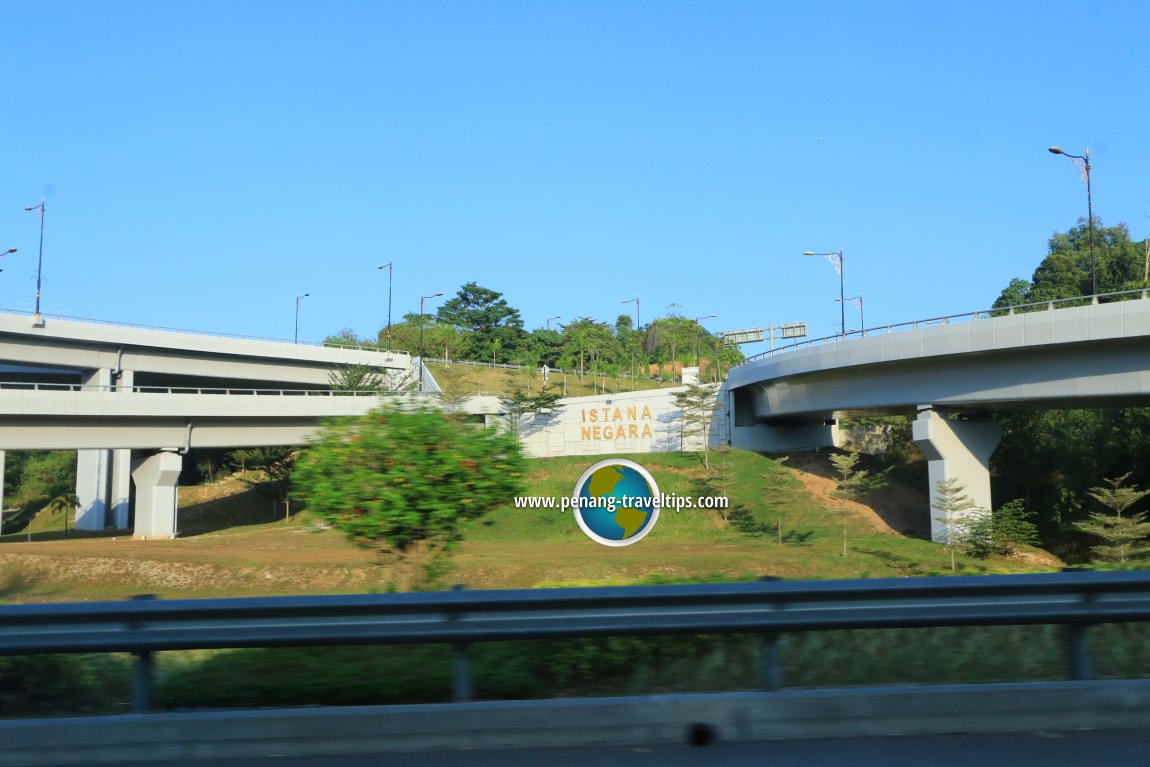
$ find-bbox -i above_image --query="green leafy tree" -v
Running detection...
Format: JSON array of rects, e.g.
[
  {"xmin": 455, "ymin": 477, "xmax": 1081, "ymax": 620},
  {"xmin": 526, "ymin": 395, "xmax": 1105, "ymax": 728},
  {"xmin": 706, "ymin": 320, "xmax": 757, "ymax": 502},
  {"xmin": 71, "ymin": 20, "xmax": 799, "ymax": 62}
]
[
  {"xmin": 930, "ymin": 478, "xmax": 982, "ymax": 572},
  {"xmin": 328, "ymin": 364, "xmax": 387, "ymax": 393},
  {"xmin": 436, "ymin": 282, "xmax": 527, "ymax": 363},
  {"xmin": 233, "ymin": 447, "xmax": 298, "ymax": 516},
  {"xmin": 499, "ymin": 378, "xmax": 564, "ymax": 438},
  {"xmin": 964, "ymin": 499, "xmax": 1040, "ymax": 558},
  {"xmin": 829, "ymin": 452, "xmax": 891, "ymax": 557},
  {"xmin": 1073, "ymin": 474, "xmax": 1150, "ymax": 563},
  {"xmin": 990, "ymin": 220, "xmax": 1150, "ymax": 557},
  {"xmin": 292, "ymin": 404, "xmax": 526, "ymax": 587},
  {"xmin": 671, "ymin": 383, "xmax": 722, "ymax": 468}
]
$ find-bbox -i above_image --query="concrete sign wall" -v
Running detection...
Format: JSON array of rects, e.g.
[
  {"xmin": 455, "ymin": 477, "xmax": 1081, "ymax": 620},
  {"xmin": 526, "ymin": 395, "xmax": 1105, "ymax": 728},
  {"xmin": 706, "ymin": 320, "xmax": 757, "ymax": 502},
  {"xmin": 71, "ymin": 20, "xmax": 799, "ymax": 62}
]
[{"xmin": 514, "ymin": 386, "xmax": 729, "ymax": 459}]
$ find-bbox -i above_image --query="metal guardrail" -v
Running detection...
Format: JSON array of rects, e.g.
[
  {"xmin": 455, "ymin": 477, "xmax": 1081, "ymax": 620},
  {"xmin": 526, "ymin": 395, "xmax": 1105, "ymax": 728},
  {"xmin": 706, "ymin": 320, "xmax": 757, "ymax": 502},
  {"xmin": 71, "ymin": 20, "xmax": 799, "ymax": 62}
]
[
  {"xmin": 737, "ymin": 288, "xmax": 1150, "ymax": 367},
  {"xmin": 2, "ymin": 570, "xmax": 1148, "ymax": 711}
]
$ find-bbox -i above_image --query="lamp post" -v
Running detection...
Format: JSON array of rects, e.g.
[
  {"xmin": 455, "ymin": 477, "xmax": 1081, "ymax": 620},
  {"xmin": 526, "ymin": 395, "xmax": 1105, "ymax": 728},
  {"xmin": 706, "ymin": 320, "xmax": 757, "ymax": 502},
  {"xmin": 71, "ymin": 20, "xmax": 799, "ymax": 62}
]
[
  {"xmin": 621, "ymin": 296, "xmax": 639, "ymax": 330},
  {"xmin": 804, "ymin": 247, "xmax": 846, "ymax": 337},
  {"xmin": 836, "ymin": 294, "xmax": 864, "ymax": 336},
  {"xmin": 419, "ymin": 291, "xmax": 443, "ymax": 392},
  {"xmin": 694, "ymin": 313, "xmax": 717, "ymax": 370},
  {"xmin": 546, "ymin": 315, "xmax": 561, "ymax": 330},
  {"xmin": 23, "ymin": 198, "xmax": 45, "ymax": 319},
  {"xmin": 0, "ymin": 247, "xmax": 15, "ymax": 273},
  {"xmin": 1049, "ymin": 146, "xmax": 1096, "ymax": 296},
  {"xmin": 294, "ymin": 293, "xmax": 310, "ymax": 343},
  {"xmin": 379, "ymin": 262, "xmax": 393, "ymax": 349}
]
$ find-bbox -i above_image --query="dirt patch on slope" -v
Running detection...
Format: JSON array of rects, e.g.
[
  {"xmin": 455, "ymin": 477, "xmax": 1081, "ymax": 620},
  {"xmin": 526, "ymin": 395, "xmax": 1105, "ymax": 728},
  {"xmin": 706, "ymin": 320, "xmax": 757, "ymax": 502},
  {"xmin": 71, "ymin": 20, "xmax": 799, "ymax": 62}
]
[{"xmin": 783, "ymin": 451, "xmax": 931, "ymax": 538}]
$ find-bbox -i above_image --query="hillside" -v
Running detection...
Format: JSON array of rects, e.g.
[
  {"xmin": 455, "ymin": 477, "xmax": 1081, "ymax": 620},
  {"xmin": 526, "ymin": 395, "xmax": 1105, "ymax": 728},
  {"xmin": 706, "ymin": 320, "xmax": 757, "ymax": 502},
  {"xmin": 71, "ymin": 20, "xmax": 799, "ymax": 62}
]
[{"xmin": 0, "ymin": 450, "xmax": 1061, "ymax": 603}]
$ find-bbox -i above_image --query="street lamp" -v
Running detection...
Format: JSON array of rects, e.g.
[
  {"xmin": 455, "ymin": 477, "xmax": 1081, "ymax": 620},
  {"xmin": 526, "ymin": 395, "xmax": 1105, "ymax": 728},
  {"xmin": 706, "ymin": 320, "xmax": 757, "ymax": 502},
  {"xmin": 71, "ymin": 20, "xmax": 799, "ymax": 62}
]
[
  {"xmin": 804, "ymin": 247, "xmax": 846, "ymax": 337},
  {"xmin": 418, "ymin": 291, "xmax": 444, "ymax": 392},
  {"xmin": 836, "ymin": 294, "xmax": 864, "ymax": 336},
  {"xmin": 621, "ymin": 296, "xmax": 640, "ymax": 330},
  {"xmin": 0, "ymin": 247, "xmax": 14, "ymax": 273},
  {"xmin": 294, "ymin": 293, "xmax": 310, "ymax": 343},
  {"xmin": 694, "ymin": 314, "xmax": 716, "ymax": 370},
  {"xmin": 1049, "ymin": 146, "xmax": 1096, "ymax": 296},
  {"xmin": 546, "ymin": 315, "xmax": 561, "ymax": 330},
  {"xmin": 23, "ymin": 198, "xmax": 45, "ymax": 320},
  {"xmin": 379, "ymin": 262, "xmax": 393, "ymax": 349}
]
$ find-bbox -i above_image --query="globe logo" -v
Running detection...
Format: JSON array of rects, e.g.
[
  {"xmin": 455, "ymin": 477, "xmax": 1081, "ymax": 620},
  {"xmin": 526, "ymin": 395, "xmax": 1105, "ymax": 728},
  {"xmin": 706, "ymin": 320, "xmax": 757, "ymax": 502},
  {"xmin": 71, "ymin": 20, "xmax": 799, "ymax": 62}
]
[{"xmin": 571, "ymin": 458, "xmax": 661, "ymax": 546}]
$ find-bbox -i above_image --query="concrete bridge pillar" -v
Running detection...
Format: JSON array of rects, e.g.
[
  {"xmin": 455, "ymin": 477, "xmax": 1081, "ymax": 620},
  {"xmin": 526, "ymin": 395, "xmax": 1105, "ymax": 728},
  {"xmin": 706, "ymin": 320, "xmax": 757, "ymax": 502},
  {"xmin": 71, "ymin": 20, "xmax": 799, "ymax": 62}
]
[
  {"xmin": 131, "ymin": 450, "xmax": 182, "ymax": 540},
  {"xmin": 912, "ymin": 408, "xmax": 1001, "ymax": 541},
  {"xmin": 74, "ymin": 369, "xmax": 133, "ymax": 531}
]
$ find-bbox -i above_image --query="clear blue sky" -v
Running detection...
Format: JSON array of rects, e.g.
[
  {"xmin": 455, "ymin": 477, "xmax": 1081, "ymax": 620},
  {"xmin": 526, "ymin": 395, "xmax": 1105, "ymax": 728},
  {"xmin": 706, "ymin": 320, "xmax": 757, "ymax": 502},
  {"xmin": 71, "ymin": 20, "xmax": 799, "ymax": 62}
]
[{"xmin": 3, "ymin": 1, "xmax": 1148, "ymax": 353}]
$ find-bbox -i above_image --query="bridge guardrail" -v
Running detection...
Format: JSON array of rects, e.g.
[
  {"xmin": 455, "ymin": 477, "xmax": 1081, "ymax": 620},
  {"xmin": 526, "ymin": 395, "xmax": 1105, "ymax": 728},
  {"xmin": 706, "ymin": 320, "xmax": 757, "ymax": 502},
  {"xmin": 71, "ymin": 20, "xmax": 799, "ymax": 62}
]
[
  {"xmin": 0, "ymin": 382, "xmax": 395, "ymax": 397},
  {"xmin": 2, "ymin": 570, "xmax": 1148, "ymax": 711},
  {"xmin": 0, "ymin": 306, "xmax": 409, "ymax": 356},
  {"xmin": 737, "ymin": 288, "xmax": 1150, "ymax": 367}
]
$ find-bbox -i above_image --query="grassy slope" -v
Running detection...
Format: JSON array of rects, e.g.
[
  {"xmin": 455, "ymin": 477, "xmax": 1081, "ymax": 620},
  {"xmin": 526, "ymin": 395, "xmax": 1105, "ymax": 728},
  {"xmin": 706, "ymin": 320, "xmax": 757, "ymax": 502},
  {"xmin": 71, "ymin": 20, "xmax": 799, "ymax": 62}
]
[
  {"xmin": 0, "ymin": 450, "xmax": 1059, "ymax": 603},
  {"xmin": 426, "ymin": 361, "xmax": 669, "ymax": 398}
]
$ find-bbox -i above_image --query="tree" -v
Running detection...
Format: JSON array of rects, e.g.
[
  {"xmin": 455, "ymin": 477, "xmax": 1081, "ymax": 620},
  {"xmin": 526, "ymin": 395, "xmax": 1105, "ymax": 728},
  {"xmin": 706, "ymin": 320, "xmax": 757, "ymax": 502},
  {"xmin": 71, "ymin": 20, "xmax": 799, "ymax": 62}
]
[
  {"xmin": 989, "ymin": 220, "xmax": 1150, "ymax": 557},
  {"xmin": 499, "ymin": 378, "xmax": 564, "ymax": 438},
  {"xmin": 930, "ymin": 478, "xmax": 983, "ymax": 571},
  {"xmin": 436, "ymin": 282, "xmax": 527, "ymax": 363},
  {"xmin": 1073, "ymin": 474, "xmax": 1150, "ymax": 563},
  {"xmin": 234, "ymin": 447, "xmax": 298, "ymax": 516},
  {"xmin": 328, "ymin": 364, "xmax": 387, "ymax": 393},
  {"xmin": 964, "ymin": 499, "xmax": 1040, "ymax": 558},
  {"xmin": 44, "ymin": 492, "xmax": 80, "ymax": 538},
  {"xmin": 671, "ymin": 383, "xmax": 722, "ymax": 468},
  {"xmin": 829, "ymin": 452, "xmax": 891, "ymax": 557},
  {"xmin": 292, "ymin": 403, "xmax": 526, "ymax": 587}
]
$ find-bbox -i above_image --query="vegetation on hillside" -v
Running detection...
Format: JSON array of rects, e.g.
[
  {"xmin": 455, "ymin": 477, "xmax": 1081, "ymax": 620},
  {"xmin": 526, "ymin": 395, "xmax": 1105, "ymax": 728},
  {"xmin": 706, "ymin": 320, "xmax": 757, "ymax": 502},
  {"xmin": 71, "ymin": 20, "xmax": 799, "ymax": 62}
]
[{"xmin": 325, "ymin": 280, "xmax": 744, "ymax": 381}]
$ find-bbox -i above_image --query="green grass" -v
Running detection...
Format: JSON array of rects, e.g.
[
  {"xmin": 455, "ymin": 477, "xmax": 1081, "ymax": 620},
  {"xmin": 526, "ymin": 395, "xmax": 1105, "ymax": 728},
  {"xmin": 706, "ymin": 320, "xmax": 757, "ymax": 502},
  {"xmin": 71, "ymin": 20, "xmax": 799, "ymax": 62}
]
[
  {"xmin": 454, "ymin": 449, "xmax": 1049, "ymax": 586},
  {"xmin": 427, "ymin": 361, "xmax": 669, "ymax": 398}
]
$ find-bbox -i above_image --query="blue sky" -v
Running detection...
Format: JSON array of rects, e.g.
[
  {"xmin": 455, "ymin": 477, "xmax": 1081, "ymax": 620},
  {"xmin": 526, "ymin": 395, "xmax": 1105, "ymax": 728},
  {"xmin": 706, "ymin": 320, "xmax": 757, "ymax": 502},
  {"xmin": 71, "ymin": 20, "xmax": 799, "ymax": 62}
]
[{"xmin": 2, "ymin": 1, "xmax": 1148, "ymax": 353}]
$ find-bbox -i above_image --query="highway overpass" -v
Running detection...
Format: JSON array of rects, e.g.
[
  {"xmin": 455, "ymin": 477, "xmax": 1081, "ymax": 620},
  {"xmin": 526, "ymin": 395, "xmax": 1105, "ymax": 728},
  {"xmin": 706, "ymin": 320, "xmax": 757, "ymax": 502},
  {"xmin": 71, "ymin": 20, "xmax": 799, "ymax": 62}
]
[
  {"xmin": 724, "ymin": 292, "xmax": 1150, "ymax": 537},
  {"xmin": 0, "ymin": 309, "xmax": 412, "ymax": 538}
]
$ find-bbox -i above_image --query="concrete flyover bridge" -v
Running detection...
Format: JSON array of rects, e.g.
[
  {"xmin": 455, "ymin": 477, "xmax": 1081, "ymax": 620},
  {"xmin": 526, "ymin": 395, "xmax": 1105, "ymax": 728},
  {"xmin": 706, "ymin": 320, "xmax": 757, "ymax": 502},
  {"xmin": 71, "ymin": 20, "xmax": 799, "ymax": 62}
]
[
  {"xmin": 723, "ymin": 291, "xmax": 1150, "ymax": 537},
  {"xmin": 0, "ymin": 308, "xmax": 413, "ymax": 539}
]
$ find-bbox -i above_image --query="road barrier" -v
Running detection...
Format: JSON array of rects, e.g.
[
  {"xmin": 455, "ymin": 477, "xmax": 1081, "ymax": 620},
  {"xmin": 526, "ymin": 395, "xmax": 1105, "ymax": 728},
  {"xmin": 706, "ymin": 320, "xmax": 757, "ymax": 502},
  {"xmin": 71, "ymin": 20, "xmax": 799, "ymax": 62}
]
[{"xmin": 2, "ymin": 570, "xmax": 1149, "ymax": 712}]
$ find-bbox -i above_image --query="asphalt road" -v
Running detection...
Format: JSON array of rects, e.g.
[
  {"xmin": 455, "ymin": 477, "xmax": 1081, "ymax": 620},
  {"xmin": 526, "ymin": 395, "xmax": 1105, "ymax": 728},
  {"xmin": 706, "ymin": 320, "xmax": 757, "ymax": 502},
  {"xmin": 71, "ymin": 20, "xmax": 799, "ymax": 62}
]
[{"xmin": 88, "ymin": 729, "xmax": 1150, "ymax": 767}]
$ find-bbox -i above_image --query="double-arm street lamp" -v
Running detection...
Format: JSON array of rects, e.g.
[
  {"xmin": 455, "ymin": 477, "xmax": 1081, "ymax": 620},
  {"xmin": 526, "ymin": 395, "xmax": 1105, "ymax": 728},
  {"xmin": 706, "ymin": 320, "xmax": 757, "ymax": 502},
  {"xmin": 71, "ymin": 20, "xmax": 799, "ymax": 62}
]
[
  {"xmin": 620, "ymin": 296, "xmax": 640, "ymax": 330},
  {"xmin": 804, "ymin": 246, "xmax": 846, "ymax": 337},
  {"xmin": 379, "ymin": 262, "xmax": 394, "ymax": 349},
  {"xmin": 694, "ymin": 313, "xmax": 716, "ymax": 369},
  {"xmin": 836, "ymin": 294, "xmax": 865, "ymax": 336},
  {"xmin": 294, "ymin": 293, "xmax": 310, "ymax": 343},
  {"xmin": 1049, "ymin": 146, "xmax": 1096, "ymax": 296},
  {"xmin": 23, "ymin": 198, "xmax": 45, "ymax": 319},
  {"xmin": 418, "ymin": 291, "xmax": 444, "ymax": 392}
]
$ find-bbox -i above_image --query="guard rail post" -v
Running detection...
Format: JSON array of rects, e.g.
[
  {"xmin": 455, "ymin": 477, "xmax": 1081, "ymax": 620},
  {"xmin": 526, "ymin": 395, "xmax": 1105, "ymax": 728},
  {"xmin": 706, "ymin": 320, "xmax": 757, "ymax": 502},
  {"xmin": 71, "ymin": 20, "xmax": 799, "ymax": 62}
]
[
  {"xmin": 451, "ymin": 584, "xmax": 473, "ymax": 702},
  {"xmin": 757, "ymin": 576, "xmax": 783, "ymax": 691},
  {"xmin": 130, "ymin": 594, "xmax": 157, "ymax": 712}
]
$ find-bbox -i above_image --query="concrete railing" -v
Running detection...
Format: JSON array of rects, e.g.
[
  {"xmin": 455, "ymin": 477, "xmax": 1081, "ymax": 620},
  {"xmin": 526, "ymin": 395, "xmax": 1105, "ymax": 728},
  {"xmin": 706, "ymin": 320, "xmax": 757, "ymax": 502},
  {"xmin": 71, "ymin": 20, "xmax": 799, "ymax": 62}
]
[
  {"xmin": 2, "ymin": 570, "xmax": 1149, "ymax": 713},
  {"xmin": 0, "ymin": 305, "xmax": 407, "ymax": 355}
]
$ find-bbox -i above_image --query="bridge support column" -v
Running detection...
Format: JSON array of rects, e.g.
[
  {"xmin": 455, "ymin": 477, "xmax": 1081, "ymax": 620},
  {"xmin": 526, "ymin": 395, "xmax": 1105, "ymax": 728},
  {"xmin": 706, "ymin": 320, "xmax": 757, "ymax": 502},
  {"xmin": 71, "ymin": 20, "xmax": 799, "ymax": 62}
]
[
  {"xmin": 131, "ymin": 451, "xmax": 182, "ymax": 540},
  {"xmin": 75, "ymin": 369, "xmax": 134, "ymax": 531},
  {"xmin": 913, "ymin": 408, "xmax": 1001, "ymax": 541}
]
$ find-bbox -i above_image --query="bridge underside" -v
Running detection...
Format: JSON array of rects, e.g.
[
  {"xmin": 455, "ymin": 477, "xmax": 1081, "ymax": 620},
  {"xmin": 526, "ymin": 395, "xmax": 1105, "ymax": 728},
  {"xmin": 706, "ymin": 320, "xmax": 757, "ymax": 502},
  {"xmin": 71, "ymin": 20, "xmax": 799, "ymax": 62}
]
[{"xmin": 727, "ymin": 336, "xmax": 1150, "ymax": 541}]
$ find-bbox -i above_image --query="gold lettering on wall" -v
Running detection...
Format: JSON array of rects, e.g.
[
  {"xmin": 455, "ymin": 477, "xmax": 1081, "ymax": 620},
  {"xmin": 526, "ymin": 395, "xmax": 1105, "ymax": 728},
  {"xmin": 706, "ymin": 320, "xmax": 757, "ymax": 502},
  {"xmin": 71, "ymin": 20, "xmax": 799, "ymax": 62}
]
[{"xmin": 579, "ymin": 402, "xmax": 656, "ymax": 441}]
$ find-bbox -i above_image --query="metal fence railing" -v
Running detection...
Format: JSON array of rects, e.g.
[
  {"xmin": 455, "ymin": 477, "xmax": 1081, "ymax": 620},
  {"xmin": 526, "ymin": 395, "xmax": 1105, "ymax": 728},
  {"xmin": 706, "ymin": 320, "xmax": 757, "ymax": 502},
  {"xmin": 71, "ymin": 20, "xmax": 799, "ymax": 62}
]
[
  {"xmin": 736, "ymin": 289, "xmax": 1150, "ymax": 368},
  {"xmin": 2, "ymin": 570, "xmax": 1149, "ymax": 712}
]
